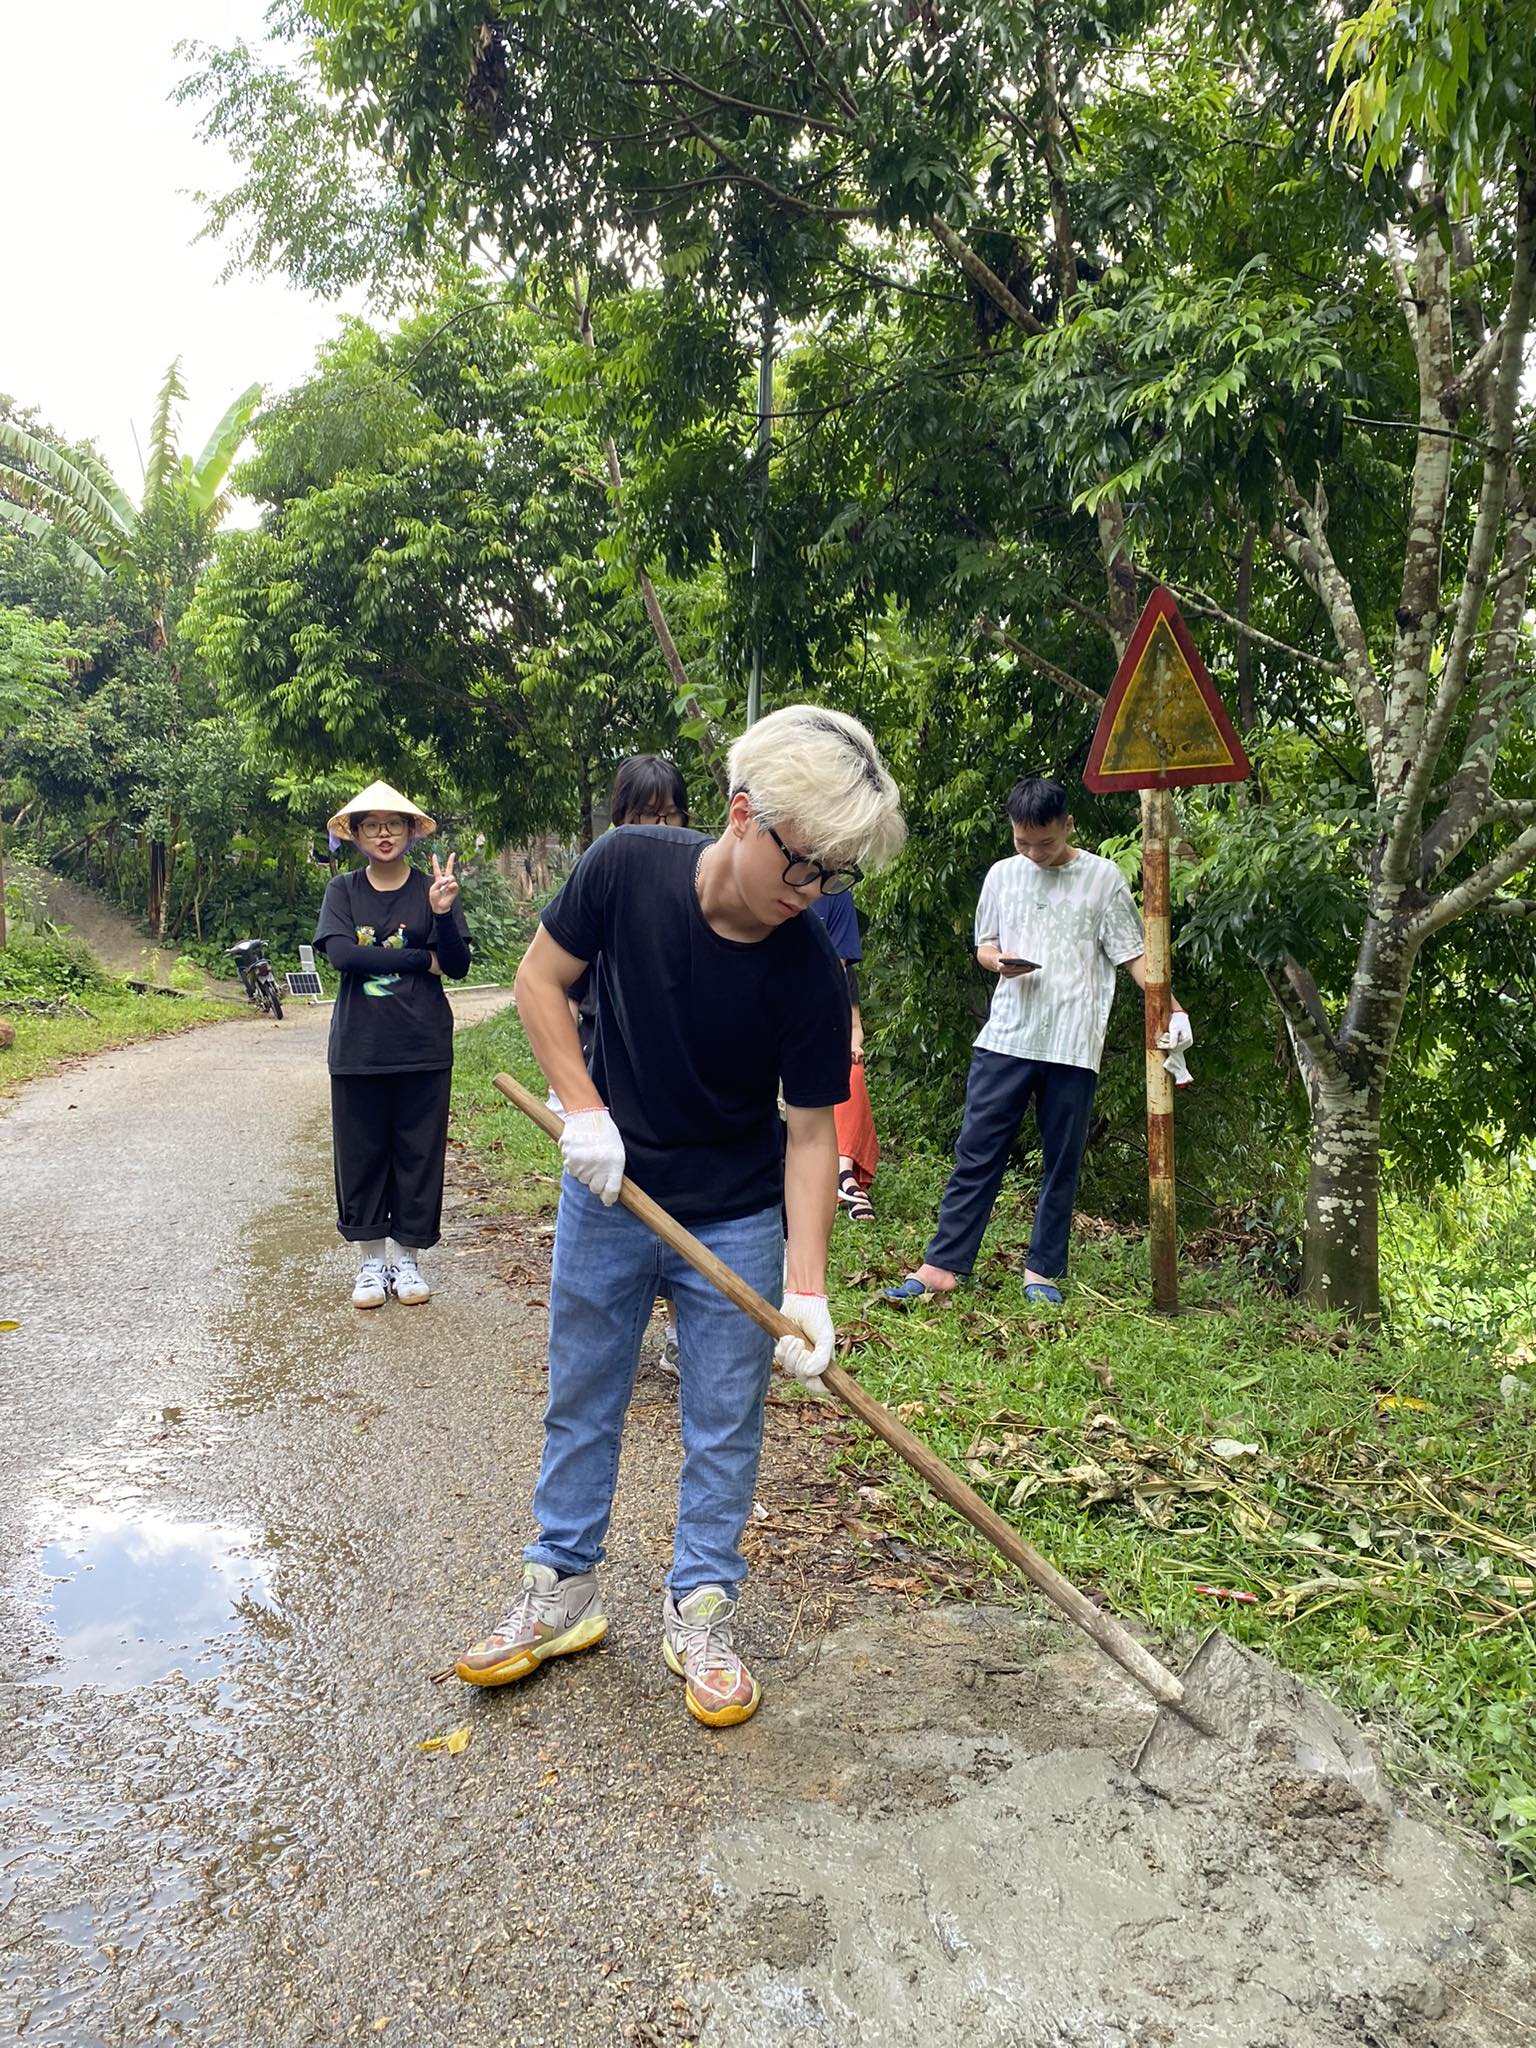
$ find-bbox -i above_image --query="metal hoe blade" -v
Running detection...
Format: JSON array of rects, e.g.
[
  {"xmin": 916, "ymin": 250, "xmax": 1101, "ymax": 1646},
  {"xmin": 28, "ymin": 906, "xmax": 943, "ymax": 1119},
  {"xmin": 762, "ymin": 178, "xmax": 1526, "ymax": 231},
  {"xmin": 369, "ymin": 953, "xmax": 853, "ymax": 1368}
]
[{"xmin": 1135, "ymin": 1629, "xmax": 1389, "ymax": 1810}]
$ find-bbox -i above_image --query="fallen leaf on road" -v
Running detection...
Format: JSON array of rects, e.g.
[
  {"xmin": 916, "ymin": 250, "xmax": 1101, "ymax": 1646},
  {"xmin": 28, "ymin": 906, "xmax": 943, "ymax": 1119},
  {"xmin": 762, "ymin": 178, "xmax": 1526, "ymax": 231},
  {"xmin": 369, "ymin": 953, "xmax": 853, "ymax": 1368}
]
[{"xmin": 418, "ymin": 1724, "xmax": 472, "ymax": 1755}]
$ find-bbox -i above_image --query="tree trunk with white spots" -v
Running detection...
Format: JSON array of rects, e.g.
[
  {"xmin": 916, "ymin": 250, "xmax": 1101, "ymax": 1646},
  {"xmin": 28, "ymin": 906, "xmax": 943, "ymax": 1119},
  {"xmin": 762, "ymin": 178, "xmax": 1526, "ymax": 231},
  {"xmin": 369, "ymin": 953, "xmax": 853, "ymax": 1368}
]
[
  {"xmin": 1302, "ymin": 1083, "xmax": 1384, "ymax": 1317},
  {"xmin": 1291, "ymin": 936, "xmax": 1415, "ymax": 1319}
]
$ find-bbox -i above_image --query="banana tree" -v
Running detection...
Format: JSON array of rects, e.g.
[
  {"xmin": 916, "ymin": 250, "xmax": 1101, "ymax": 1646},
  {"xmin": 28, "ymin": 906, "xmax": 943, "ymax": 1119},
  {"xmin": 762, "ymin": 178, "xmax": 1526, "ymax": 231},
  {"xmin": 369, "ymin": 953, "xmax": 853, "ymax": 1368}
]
[
  {"xmin": 1, "ymin": 366, "xmax": 261, "ymax": 933},
  {"xmin": 0, "ymin": 363, "xmax": 262, "ymax": 647}
]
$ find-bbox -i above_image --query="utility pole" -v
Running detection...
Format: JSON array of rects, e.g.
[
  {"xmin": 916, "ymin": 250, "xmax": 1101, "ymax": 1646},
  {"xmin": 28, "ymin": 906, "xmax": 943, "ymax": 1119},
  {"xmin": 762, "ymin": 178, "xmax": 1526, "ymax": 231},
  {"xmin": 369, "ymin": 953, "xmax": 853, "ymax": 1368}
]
[{"xmin": 1083, "ymin": 587, "xmax": 1250, "ymax": 1313}]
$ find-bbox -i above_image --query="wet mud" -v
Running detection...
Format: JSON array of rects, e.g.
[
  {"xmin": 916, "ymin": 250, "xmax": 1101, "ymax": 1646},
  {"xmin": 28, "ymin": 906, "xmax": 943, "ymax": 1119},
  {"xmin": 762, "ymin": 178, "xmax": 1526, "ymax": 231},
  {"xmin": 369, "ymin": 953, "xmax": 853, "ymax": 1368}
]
[
  {"xmin": 3, "ymin": 1003, "xmax": 1535, "ymax": 2046},
  {"xmin": 701, "ymin": 1614, "xmax": 1536, "ymax": 2046}
]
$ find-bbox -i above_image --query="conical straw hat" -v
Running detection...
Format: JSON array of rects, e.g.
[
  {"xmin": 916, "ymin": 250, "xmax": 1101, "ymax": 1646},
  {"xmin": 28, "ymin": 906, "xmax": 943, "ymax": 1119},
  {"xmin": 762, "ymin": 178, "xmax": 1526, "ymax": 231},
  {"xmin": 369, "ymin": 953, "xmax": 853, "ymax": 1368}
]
[{"xmin": 327, "ymin": 779, "xmax": 437, "ymax": 842}]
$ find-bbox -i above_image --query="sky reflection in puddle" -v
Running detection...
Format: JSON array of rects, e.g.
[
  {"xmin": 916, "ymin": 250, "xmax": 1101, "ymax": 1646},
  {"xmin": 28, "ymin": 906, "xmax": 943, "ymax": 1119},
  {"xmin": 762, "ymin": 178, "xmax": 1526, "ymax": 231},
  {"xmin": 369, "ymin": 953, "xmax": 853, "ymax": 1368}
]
[{"xmin": 36, "ymin": 1510, "xmax": 275, "ymax": 1690}]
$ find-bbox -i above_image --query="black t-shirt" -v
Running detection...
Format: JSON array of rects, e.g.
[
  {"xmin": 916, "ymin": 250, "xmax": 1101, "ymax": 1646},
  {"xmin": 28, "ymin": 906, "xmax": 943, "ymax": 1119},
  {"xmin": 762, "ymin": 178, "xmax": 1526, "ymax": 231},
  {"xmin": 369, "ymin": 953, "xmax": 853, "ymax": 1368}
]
[
  {"xmin": 542, "ymin": 827, "xmax": 851, "ymax": 1222},
  {"xmin": 569, "ymin": 962, "xmax": 599, "ymax": 1066},
  {"xmin": 315, "ymin": 867, "xmax": 472, "ymax": 1075}
]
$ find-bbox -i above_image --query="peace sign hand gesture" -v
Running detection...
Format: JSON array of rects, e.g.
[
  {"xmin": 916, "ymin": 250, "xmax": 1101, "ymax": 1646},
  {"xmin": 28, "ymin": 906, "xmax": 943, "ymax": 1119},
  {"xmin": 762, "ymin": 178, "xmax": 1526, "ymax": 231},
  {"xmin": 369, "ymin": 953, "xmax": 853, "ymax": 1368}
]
[{"xmin": 429, "ymin": 851, "xmax": 460, "ymax": 915}]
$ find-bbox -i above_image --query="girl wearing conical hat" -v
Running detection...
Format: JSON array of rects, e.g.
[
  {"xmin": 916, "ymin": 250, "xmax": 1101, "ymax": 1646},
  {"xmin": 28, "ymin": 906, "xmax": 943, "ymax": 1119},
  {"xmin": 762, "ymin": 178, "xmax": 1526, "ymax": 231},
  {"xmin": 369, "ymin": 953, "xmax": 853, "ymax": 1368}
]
[{"xmin": 314, "ymin": 780, "xmax": 473, "ymax": 1309}]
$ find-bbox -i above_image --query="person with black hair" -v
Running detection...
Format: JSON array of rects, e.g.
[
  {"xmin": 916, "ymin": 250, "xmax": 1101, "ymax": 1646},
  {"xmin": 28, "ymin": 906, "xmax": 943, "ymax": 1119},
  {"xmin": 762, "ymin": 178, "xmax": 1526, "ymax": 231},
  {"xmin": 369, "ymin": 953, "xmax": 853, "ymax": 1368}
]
[
  {"xmin": 569, "ymin": 756, "xmax": 690, "ymax": 1066},
  {"xmin": 314, "ymin": 779, "xmax": 473, "ymax": 1310},
  {"xmin": 883, "ymin": 776, "xmax": 1188, "ymax": 1308},
  {"xmin": 606, "ymin": 754, "xmax": 689, "ymax": 833}
]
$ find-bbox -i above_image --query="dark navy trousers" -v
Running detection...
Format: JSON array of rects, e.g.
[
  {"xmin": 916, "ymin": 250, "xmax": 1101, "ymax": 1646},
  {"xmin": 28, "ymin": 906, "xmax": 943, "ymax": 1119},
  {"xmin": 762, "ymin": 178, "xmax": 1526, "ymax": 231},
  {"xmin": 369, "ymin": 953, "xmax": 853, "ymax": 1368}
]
[{"xmin": 925, "ymin": 1048, "xmax": 1099, "ymax": 1281}]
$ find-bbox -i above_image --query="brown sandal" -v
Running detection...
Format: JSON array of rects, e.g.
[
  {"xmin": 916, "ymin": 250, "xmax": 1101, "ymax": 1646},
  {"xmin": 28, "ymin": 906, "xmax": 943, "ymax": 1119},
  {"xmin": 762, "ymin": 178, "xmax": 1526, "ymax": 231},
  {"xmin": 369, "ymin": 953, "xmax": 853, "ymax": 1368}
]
[{"xmin": 837, "ymin": 1170, "xmax": 875, "ymax": 1222}]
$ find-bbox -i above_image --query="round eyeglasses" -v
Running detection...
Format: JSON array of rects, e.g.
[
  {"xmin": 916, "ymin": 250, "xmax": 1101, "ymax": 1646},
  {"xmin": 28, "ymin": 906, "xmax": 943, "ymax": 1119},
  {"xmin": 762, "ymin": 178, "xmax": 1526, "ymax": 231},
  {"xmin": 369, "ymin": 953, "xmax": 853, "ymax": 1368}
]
[{"xmin": 766, "ymin": 824, "xmax": 862, "ymax": 896}]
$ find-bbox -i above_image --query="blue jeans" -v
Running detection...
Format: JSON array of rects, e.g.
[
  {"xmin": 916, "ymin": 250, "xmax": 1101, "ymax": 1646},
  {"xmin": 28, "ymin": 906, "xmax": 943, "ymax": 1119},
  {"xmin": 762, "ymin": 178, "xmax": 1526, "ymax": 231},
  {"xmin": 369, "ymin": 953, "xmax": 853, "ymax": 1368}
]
[
  {"xmin": 526, "ymin": 1175, "xmax": 784, "ymax": 1599},
  {"xmin": 925, "ymin": 1049, "xmax": 1099, "ymax": 1281}
]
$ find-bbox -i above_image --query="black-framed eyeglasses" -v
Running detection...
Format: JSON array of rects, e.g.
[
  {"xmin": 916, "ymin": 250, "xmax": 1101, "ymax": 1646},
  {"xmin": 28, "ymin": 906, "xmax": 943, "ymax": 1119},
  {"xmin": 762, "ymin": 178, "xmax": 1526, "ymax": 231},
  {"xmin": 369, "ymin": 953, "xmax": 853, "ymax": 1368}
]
[
  {"xmin": 631, "ymin": 807, "xmax": 686, "ymax": 827},
  {"xmin": 765, "ymin": 824, "xmax": 862, "ymax": 896}
]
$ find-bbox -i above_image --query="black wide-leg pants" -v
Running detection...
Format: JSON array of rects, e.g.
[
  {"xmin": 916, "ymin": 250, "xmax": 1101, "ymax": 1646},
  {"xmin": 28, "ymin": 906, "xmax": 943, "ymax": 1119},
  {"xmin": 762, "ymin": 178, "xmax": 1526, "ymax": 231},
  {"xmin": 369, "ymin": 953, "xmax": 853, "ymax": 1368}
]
[{"xmin": 330, "ymin": 1068, "xmax": 453, "ymax": 1249}]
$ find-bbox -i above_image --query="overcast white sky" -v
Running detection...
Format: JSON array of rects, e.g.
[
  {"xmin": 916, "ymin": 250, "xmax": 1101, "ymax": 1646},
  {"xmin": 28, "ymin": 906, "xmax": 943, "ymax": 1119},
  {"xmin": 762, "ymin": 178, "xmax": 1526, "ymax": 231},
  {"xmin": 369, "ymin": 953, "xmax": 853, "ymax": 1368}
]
[{"xmin": 1, "ymin": 1, "xmax": 360, "ymax": 503}]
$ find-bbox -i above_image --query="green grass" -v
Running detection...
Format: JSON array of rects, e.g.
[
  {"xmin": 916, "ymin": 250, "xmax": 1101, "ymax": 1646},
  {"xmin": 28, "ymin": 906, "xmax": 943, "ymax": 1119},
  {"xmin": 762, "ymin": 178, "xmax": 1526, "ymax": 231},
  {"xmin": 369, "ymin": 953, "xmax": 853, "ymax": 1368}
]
[
  {"xmin": 0, "ymin": 987, "xmax": 234, "ymax": 1092},
  {"xmin": 449, "ymin": 1004, "xmax": 1536, "ymax": 1877},
  {"xmin": 449, "ymin": 1000, "xmax": 565, "ymax": 1216}
]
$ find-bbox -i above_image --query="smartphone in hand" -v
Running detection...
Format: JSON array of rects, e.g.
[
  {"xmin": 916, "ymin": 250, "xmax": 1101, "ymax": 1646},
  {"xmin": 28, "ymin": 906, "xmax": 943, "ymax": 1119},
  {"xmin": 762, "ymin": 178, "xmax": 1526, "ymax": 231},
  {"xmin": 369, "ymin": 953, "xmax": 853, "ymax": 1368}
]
[{"xmin": 999, "ymin": 955, "xmax": 1040, "ymax": 972}]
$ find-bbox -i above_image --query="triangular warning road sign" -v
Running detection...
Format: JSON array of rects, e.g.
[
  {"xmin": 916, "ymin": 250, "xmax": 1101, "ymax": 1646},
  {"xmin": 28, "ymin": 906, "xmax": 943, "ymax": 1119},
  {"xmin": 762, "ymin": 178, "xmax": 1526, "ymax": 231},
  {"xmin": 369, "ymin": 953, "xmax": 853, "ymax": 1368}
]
[{"xmin": 1084, "ymin": 588, "xmax": 1250, "ymax": 792}]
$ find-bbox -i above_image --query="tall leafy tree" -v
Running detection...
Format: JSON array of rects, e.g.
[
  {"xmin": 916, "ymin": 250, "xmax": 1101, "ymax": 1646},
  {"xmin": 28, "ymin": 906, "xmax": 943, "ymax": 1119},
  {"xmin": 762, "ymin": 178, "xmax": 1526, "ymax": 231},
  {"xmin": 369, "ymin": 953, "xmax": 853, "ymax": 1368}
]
[
  {"xmin": 184, "ymin": 1, "xmax": 1536, "ymax": 1309},
  {"xmin": 188, "ymin": 288, "xmax": 683, "ymax": 845},
  {"xmin": 0, "ymin": 603, "xmax": 73, "ymax": 946},
  {"xmin": 1, "ymin": 373, "xmax": 262, "ymax": 937}
]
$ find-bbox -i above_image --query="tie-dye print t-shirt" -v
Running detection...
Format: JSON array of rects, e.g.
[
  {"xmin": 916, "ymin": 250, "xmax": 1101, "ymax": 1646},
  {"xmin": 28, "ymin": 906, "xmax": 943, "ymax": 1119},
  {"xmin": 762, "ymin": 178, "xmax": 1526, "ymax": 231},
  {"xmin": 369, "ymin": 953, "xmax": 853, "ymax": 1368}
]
[{"xmin": 972, "ymin": 850, "xmax": 1144, "ymax": 1074}]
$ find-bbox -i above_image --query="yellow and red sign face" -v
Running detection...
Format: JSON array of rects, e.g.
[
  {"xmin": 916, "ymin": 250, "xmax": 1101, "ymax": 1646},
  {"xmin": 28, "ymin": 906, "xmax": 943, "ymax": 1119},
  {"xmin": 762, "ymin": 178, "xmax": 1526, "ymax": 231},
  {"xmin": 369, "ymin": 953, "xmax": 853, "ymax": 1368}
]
[{"xmin": 1084, "ymin": 587, "xmax": 1250, "ymax": 792}]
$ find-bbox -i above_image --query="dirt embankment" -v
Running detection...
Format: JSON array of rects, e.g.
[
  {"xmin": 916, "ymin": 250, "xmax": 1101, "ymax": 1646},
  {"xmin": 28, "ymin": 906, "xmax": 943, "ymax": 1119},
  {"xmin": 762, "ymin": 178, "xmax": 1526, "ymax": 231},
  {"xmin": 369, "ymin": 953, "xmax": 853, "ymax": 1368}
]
[{"xmin": 28, "ymin": 868, "xmax": 178, "ymax": 980}]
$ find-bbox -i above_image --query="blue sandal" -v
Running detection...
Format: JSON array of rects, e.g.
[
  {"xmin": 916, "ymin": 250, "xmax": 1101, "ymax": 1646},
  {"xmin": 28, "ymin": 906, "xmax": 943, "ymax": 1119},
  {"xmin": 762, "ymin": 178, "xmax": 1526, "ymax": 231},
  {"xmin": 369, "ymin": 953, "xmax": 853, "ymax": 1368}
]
[
  {"xmin": 1023, "ymin": 1282, "xmax": 1064, "ymax": 1306},
  {"xmin": 880, "ymin": 1275, "xmax": 951, "ymax": 1308}
]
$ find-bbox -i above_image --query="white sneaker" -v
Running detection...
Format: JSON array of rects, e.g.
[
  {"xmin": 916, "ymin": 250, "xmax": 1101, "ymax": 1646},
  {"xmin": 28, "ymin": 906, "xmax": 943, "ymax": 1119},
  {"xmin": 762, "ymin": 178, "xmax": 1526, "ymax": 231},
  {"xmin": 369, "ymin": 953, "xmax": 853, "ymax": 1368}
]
[
  {"xmin": 390, "ymin": 1256, "xmax": 430, "ymax": 1306},
  {"xmin": 352, "ymin": 1257, "xmax": 389, "ymax": 1310}
]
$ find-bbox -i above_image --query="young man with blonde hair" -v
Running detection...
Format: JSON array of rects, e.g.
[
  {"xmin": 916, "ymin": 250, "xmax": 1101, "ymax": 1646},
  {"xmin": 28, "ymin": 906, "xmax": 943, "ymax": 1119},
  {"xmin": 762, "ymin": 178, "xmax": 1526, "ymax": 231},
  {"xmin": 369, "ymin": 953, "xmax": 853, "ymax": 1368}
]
[{"xmin": 458, "ymin": 707, "xmax": 905, "ymax": 1726}]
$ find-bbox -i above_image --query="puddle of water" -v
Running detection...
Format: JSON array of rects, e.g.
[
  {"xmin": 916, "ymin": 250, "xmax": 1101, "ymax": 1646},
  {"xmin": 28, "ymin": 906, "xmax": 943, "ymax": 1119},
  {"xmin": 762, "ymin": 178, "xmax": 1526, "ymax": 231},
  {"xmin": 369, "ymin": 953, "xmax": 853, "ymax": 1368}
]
[
  {"xmin": 0, "ymin": 1803, "xmax": 131, "ymax": 1910},
  {"xmin": 1, "ymin": 1874, "xmax": 195, "ymax": 2036},
  {"xmin": 43, "ymin": 1870, "xmax": 195, "ymax": 1959},
  {"xmin": 34, "ymin": 1510, "xmax": 278, "ymax": 1690},
  {"xmin": 38, "ymin": 1401, "xmax": 234, "ymax": 1511}
]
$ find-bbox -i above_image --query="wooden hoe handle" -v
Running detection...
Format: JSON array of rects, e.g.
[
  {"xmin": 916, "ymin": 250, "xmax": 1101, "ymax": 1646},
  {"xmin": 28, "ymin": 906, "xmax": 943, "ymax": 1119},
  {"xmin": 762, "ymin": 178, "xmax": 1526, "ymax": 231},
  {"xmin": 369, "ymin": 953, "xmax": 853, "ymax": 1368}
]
[{"xmin": 493, "ymin": 1071, "xmax": 1202, "ymax": 1724}]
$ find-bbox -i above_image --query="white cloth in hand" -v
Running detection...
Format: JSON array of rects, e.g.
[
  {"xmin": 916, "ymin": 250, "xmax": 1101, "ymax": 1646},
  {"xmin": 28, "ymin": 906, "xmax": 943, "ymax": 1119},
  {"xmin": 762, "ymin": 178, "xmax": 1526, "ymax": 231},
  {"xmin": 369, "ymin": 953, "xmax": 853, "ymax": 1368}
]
[
  {"xmin": 1156, "ymin": 1008, "xmax": 1194, "ymax": 1087},
  {"xmin": 559, "ymin": 1107, "xmax": 626, "ymax": 1204},
  {"xmin": 774, "ymin": 1292, "xmax": 835, "ymax": 1393}
]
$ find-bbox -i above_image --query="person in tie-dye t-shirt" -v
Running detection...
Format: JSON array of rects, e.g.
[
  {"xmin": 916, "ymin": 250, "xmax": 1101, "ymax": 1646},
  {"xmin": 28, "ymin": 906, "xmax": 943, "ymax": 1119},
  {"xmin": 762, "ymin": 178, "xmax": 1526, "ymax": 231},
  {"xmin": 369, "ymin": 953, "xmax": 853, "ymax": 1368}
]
[{"xmin": 883, "ymin": 776, "xmax": 1189, "ymax": 1308}]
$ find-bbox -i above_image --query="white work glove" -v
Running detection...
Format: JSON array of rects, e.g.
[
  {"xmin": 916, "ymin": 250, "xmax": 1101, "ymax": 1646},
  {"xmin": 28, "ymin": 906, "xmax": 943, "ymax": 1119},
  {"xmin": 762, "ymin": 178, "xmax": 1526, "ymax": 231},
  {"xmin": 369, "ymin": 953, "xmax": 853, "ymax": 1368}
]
[
  {"xmin": 774, "ymin": 1292, "xmax": 836, "ymax": 1394},
  {"xmin": 1156, "ymin": 1008, "xmax": 1194, "ymax": 1088},
  {"xmin": 559, "ymin": 1106, "xmax": 626, "ymax": 1204}
]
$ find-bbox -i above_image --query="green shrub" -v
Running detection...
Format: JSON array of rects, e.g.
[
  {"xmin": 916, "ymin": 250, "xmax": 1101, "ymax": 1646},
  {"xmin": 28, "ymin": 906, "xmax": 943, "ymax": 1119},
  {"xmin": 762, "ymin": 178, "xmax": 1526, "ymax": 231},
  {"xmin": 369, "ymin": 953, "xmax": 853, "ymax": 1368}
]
[
  {"xmin": 0, "ymin": 927, "xmax": 107, "ymax": 1000},
  {"xmin": 457, "ymin": 862, "xmax": 539, "ymax": 981}
]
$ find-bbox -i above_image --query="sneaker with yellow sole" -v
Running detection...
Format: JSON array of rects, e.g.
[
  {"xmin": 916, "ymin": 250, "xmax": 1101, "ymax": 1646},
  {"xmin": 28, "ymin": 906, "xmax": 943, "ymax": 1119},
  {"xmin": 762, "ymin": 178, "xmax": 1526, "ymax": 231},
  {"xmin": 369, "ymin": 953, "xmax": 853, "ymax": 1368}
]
[
  {"xmin": 456, "ymin": 1563, "xmax": 607, "ymax": 1688},
  {"xmin": 662, "ymin": 1585, "xmax": 760, "ymax": 1727}
]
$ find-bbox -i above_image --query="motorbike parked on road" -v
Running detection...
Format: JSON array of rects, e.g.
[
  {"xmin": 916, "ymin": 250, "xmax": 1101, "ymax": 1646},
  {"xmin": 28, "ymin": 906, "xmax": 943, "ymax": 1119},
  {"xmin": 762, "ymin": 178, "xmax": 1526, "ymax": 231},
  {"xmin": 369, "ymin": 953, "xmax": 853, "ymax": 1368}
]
[{"xmin": 227, "ymin": 938, "xmax": 284, "ymax": 1020}]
